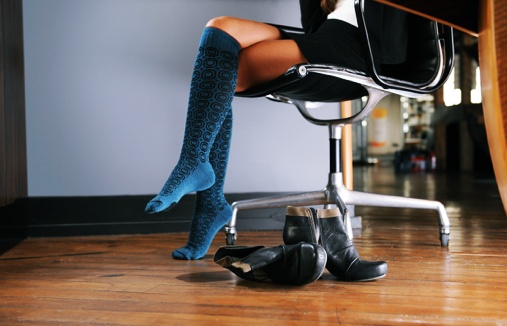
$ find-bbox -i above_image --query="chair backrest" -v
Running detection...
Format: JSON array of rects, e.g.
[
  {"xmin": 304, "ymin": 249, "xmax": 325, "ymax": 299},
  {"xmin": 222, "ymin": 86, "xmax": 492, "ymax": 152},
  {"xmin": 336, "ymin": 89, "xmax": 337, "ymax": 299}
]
[
  {"xmin": 357, "ymin": 0, "xmax": 454, "ymax": 92},
  {"xmin": 377, "ymin": 18, "xmax": 442, "ymax": 86}
]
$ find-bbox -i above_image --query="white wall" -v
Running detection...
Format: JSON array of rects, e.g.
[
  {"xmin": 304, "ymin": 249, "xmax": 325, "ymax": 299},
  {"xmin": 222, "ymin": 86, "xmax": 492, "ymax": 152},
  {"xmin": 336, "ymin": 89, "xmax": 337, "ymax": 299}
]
[{"xmin": 23, "ymin": 0, "xmax": 329, "ymax": 197}]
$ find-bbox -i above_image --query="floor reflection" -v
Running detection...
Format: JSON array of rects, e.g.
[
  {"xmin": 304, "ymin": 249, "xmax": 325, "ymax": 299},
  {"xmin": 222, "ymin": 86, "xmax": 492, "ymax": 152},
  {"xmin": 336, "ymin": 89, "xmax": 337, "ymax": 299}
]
[{"xmin": 352, "ymin": 162, "xmax": 506, "ymax": 248}]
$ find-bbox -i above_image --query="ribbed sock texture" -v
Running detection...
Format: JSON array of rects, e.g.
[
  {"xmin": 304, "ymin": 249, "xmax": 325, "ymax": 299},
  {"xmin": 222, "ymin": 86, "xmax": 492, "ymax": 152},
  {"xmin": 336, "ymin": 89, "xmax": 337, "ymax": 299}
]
[
  {"xmin": 172, "ymin": 111, "xmax": 233, "ymax": 260},
  {"xmin": 145, "ymin": 27, "xmax": 240, "ymax": 214}
]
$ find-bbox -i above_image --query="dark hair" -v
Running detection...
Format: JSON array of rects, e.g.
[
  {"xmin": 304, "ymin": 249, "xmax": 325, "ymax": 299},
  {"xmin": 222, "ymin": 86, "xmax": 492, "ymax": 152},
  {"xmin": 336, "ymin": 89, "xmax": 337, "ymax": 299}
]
[{"xmin": 321, "ymin": 0, "xmax": 338, "ymax": 14}]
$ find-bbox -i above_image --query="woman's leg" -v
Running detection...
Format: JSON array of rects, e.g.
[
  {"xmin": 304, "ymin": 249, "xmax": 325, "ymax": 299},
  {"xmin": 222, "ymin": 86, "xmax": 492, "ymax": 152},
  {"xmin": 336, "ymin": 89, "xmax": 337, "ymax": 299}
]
[
  {"xmin": 145, "ymin": 26, "xmax": 241, "ymax": 214},
  {"xmin": 172, "ymin": 110, "xmax": 233, "ymax": 260},
  {"xmin": 148, "ymin": 17, "xmax": 308, "ymax": 259}
]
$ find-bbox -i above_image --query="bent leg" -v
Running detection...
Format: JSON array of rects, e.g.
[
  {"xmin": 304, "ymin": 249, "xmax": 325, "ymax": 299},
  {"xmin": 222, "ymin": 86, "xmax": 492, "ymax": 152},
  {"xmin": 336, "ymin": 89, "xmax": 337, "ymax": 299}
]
[
  {"xmin": 172, "ymin": 111, "xmax": 233, "ymax": 260},
  {"xmin": 145, "ymin": 27, "xmax": 240, "ymax": 214},
  {"xmin": 146, "ymin": 18, "xmax": 285, "ymax": 213},
  {"xmin": 206, "ymin": 16, "xmax": 308, "ymax": 91},
  {"xmin": 148, "ymin": 17, "xmax": 308, "ymax": 258}
]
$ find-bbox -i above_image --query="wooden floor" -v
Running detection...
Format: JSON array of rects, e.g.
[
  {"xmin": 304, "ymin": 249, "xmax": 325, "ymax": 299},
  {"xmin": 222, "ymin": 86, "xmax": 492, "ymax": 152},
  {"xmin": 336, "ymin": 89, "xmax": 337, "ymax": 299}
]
[{"xmin": 2, "ymin": 166, "xmax": 507, "ymax": 325}]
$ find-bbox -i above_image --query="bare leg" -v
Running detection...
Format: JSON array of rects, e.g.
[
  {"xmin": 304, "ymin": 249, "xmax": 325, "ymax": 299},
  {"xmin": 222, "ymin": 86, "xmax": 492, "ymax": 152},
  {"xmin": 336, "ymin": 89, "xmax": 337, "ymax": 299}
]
[
  {"xmin": 237, "ymin": 39, "xmax": 308, "ymax": 91},
  {"xmin": 206, "ymin": 16, "xmax": 308, "ymax": 91}
]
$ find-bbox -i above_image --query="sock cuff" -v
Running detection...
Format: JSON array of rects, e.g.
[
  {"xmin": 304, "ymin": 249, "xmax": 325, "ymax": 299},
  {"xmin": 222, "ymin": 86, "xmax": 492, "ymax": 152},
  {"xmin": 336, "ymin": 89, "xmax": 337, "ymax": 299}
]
[{"xmin": 200, "ymin": 27, "xmax": 241, "ymax": 54}]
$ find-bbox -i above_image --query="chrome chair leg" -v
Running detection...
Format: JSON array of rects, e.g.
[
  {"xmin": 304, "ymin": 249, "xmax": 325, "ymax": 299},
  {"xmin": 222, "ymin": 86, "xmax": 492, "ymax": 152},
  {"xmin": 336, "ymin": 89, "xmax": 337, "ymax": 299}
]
[{"xmin": 339, "ymin": 187, "xmax": 451, "ymax": 246}]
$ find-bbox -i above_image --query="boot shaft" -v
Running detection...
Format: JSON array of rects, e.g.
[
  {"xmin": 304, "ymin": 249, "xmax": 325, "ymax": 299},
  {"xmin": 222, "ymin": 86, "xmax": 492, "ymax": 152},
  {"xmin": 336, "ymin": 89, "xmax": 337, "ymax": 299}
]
[
  {"xmin": 283, "ymin": 206, "xmax": 319, "ymax": 244},
  {"xmin": 284, "ymin": 205, "xmax": 388, "ymax": 281},
  {"xmin": 317, "ymin": 207, "xmax": 353, "ymax": 250}
]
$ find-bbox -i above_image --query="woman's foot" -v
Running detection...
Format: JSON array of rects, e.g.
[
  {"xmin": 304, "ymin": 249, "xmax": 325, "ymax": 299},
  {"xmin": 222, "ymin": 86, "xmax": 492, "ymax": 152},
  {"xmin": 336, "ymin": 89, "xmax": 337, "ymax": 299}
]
[
  {"xmin": 145, "ymin": 161, "xmax": 215, "ymax": 214},
  {"xmin": 172, "ymin": 198, "xmax": 232, "ymax": 260}
]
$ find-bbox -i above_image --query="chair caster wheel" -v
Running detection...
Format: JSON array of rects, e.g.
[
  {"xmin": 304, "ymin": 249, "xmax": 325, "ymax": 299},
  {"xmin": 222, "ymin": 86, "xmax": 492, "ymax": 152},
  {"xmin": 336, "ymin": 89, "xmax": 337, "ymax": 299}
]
[
  {"xmin": 440, "ymin": 233, "xmax": 450, "ymax": 247},
  {"xmin": 226, "ymin": 233, "xmax": 236, "ymax": 246}
]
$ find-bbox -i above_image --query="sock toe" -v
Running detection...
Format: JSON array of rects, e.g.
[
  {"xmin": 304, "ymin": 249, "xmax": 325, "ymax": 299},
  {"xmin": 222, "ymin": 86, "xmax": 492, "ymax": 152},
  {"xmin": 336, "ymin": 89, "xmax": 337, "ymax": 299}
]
[
  {"xmin": 144, "ymin": 198, "xmax": 176, "ymax": 214},
  {"xmin": 145, "ymin": 162, "xmax": 216, "ymax": 215},
  {"xmin": 172, "ymin": 248, "xmax": 195, "ymax": 260}
]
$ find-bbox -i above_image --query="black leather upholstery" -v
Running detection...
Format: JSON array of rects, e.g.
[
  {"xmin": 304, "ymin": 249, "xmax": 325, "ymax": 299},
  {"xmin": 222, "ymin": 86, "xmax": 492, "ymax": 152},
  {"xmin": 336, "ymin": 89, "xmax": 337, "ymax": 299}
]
[
  {"xmin": 236, "ymin": 66, "xmax": 367, "ymax": 103},
  {"xmin": 378, "ymin": 16, "xmax": 445, "ymax": 87}
]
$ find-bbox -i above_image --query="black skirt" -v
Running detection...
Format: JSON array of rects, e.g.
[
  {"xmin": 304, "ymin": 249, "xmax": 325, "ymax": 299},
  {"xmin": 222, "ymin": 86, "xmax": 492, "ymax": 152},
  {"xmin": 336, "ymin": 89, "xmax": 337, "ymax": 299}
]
[{"xmin": 280, "ymin": 19, "xmax": 367, "ymax": 72}]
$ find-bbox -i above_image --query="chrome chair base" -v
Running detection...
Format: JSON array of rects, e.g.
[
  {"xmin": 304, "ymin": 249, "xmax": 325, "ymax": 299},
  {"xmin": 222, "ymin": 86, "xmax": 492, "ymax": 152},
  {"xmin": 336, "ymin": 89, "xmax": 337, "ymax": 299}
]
[
  {"xmin": 225, "ymin": 88, "xmax": 451, "ymax": 247},
  {"xmin": 224, "ymin": 172, "xmax": 451, "ymax": 247}
]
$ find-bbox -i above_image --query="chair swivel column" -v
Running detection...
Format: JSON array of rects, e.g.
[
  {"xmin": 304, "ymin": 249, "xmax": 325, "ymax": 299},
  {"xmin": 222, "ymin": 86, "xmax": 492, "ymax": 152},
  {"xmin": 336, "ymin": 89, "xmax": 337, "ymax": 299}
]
[{"xmin": 326, "ymin": 123, "xmax": 354, "ymax": 239}]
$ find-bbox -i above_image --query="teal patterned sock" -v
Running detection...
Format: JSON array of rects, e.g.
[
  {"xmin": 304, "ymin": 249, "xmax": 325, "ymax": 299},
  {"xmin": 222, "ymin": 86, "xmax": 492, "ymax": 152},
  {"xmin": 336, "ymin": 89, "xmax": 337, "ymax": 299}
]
[
  {"xmin": 172, "ymin": 111, "xmax": 233, "ymax": 260},
  {"xmin": 145, "ymin": 27, "xmax": 240, "ymax": 214}
]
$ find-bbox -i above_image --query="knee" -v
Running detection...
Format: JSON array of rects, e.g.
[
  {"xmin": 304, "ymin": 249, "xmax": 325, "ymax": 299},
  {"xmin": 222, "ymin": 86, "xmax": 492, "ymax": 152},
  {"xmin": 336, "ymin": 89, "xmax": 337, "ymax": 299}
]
[{"xmin": 206, "ymin": 16, "xmax": 236, "ymax": 32}]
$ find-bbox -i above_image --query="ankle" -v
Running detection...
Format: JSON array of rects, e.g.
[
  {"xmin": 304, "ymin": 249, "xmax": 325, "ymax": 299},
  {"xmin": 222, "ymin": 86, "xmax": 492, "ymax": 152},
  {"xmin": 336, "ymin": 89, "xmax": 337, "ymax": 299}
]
[{"xmin": 172, "ymin": 203, "xmax": 232, "ymax": 260}]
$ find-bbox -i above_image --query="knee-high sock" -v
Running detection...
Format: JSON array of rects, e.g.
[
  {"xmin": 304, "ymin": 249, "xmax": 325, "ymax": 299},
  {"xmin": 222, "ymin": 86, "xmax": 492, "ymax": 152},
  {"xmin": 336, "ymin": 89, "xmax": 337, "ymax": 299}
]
[
  {"xmin": 145, "ymin": 27, "xmax": 240, "ymax": 214},
  {"xmin": 172, "ymin": 111, "xmax": 233, "ymax": 260}
]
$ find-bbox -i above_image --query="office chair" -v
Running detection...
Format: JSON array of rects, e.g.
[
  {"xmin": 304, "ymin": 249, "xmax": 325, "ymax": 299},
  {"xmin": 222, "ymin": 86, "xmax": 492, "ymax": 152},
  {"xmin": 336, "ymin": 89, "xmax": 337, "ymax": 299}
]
[{"xmin": 225, "ymin": 0, "xmax": 454, "ymax": 247}]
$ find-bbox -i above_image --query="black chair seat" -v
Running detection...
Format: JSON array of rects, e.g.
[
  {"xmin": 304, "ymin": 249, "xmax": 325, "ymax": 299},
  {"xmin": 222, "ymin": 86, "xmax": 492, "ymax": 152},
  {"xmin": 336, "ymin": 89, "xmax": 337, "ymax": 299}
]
[{"xmin": 237, "ymin": 68, "xmax": 368, "ymax": 103}]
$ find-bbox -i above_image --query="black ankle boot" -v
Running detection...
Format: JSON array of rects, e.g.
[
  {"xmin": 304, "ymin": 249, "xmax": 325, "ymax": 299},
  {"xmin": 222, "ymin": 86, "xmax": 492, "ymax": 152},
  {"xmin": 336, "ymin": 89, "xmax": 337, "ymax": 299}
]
[
  {"xmin": 317, "ymin": 207, "xmax": 387, "ymax": 281},
  {"xmin": 284, "ymin": 206, "xmax": 388, "ymax": 282},
  {"xmin": 213, "ymin": 242, "xmax": 327, "ymax": 285}
]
